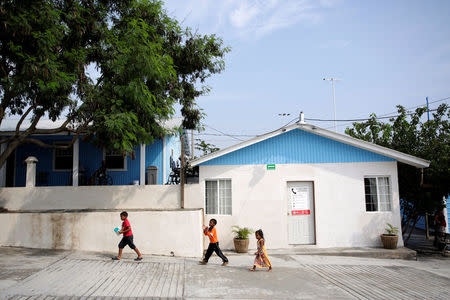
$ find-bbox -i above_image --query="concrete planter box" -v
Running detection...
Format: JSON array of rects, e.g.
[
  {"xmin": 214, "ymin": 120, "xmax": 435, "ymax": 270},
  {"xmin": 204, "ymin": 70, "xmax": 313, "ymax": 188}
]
[
  {"xmin": 380, "ymin": 234, "xmax": 398, "ymax": 249},
  {"xmin": 233, "ymin": 238, "xmax": 249, "ymax": 253}
]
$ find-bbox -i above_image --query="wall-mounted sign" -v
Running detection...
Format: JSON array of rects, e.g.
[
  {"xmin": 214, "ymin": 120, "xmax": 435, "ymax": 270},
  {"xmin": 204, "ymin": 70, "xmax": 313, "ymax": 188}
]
[
  {"xmin": 267, "ymin": 164, "xmax": 276, "ymax": 170},
  {"xmin": 290, "ymin": 187, "xmax": 310, "ymax": 215}
]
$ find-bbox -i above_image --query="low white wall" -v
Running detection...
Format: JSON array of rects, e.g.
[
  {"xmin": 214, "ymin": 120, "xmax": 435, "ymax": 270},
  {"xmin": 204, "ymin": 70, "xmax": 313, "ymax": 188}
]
[
  {"xmin": 185, "ymin": 184, "xmax": 202, "ymax": 209},
  {"xmin": 190, "ymin": 162, "xmax": 403, "ymax": 250},
  {"xmin": 0, "ymin": 209, "xmax": 203, "ymax": 257},
  {"xmin": 0, "ymin": 185, "xmax": 180, "ymax": 210}
]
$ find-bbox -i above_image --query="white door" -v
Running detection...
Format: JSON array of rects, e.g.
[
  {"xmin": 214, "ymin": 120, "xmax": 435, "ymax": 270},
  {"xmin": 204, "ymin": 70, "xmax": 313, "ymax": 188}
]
[{"xmin": 287, "ymin": 181, "xmax": 315, "ymax": 244}]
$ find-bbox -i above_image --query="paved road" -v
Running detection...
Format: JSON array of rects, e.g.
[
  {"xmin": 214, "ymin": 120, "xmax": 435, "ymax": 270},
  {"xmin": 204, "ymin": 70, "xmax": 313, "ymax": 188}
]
[{"xmin": 1, "ymin": 247, "xmax": 449, "ymax": 299}]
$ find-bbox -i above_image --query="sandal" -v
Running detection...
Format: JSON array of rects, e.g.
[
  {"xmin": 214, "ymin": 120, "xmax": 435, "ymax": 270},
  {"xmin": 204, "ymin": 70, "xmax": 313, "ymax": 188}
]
[
  {"xmin": 134, "ymin": 257, "xmax": 143, "ymax": 261},
  {"xmin": 112, "ymin": 257, "xmax": 120, "ymax": 261},
  {"xmin": 249, "ymin": 268, "xmax": 255, "ymax": 271}
]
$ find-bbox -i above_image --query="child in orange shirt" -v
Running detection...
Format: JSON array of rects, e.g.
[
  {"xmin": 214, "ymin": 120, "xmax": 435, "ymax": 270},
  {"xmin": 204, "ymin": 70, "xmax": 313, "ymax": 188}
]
[{"xmin": 200, "ymin": 219, "xmax": 228, "ymax": 266}]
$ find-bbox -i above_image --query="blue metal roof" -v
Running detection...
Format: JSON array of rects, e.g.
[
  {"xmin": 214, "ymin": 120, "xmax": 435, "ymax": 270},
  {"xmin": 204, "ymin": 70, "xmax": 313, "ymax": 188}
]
[{"xmin": 199, "ymin": 129, "xmax": 395, "ymax": 166}]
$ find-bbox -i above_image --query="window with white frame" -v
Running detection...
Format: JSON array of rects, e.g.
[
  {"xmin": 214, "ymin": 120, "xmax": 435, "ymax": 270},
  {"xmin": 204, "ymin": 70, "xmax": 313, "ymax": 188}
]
[
  {"xmin": 205, "ymin": 179, "xmax": 232, "ymax": 215},
  {"xmin": 104, "ymin": 150, "xmax": 126, "ymax": 170},
  {"xmin": 364, "ymin": 176, "xmax": 392, "ymax": 212},
  {"xmin": 54, "ymin": 142, "xmax": 73, "ymax": 170}
]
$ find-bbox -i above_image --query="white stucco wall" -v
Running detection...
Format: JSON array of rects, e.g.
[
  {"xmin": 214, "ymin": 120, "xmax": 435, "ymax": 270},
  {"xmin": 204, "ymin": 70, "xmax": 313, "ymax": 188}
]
[
  {"xmin": 186, "ymin": 161, "xmax": 403, "ymax": 250},
  {"xmin": 0, "ymin": 185, "xmax": 180, "ymax": 211},
  {"xmin": 0, "ymin": 209, "xmax": 203, "ymax": 257},
  {"xmin": 185, "ymin": 184, "xmax": 202, "ymax": 209}
]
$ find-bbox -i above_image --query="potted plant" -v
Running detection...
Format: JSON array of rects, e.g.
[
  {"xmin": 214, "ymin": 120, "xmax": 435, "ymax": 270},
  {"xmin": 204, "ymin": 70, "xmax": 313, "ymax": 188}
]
[
  {"xmin": 380, "ymin": 223, "xmax": 399, "ymax": 249},
  {"xmin": 232, "ymin": 225, "xmax": 254, "ymax": 253}
]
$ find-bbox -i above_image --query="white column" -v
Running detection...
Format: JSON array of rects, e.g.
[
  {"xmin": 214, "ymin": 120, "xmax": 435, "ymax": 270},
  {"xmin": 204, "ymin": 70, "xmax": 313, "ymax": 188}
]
[
  {"xmin": 0, "ymin": 143, "xmax": 6, "ymax": 187},
  {"xmin": 72, "ymin": 139, "xmax": 79, "ymax": 186},
  {"xmin": 140, "ymin": 144, "xmax": 145, "ymax": 186},
  {"xmin": 162, "ymin": 136, "xmax": 166, "ymax": 184},
  {"xmin": 25, "ymin": 156, "xmax": 38, "ymax": 187}
]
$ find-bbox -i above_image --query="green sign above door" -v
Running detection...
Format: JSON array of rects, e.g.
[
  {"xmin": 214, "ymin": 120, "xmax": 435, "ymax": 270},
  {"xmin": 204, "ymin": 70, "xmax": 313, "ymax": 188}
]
[{"xmin": 267, "ymin": 164, "xmax": 276, "ymax": 170}]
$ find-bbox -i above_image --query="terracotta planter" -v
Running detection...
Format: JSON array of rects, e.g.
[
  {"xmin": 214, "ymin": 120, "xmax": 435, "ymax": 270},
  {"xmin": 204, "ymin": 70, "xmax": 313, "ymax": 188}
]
[
  {"xmin": 380, "ymin": 234, "xmax": 398, "ymax": 249},
  {"xmin": 233, "ymin": 238, "xmax": 250, "ymax": 253}
]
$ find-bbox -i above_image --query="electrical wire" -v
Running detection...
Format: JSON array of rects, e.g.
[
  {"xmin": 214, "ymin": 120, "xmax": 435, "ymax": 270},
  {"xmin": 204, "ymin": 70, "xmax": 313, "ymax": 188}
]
[
  {"xmin": 305, "ymin": 109, "xmax": 438, "ymax": 122},
  {"xmin": 196, "ymin": 133, "xmax": 257, "ymax": 137},
  {"xmin": 199, "ymin": 96, "xmax": 449, "ymax": 139},
  {"xmin": 322, "ymin": 96, "xmax": 449, "ymax": 130},
  {"xmin": 375, "ymin": 96, "xmax": 449, "ymax": 118},
  {"xmin": 203, "ymin": 124, "xmax": 245, "ymax": 141}
]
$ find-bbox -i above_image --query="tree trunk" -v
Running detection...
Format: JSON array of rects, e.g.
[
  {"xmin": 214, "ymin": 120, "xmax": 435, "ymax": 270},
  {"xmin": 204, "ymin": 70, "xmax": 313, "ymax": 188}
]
[
  {"xmin": 0, "ymin": 139, "xmax": 21, "ymax": 170},
  {"xmin": 425, "ymin": 213, "xmax": 430, "ymax": 240},
  {"xmin": 402, "ymin": 215, "xmax": 412, "ymax": 235},
  {"xmin": 404, "ymin": 216, "xmax": 418, "ymax": 245}
]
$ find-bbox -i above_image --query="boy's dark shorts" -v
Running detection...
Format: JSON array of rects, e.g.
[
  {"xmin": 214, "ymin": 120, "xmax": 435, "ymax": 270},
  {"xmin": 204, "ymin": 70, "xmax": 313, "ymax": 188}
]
[{"xmin": 118, "ymin": 235, "xmax": 136, "ymax": 249}]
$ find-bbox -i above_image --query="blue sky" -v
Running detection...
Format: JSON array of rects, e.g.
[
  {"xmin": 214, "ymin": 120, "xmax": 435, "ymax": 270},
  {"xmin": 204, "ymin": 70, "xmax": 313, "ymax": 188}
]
[{"xmin": 166, "ymin": 0, "xmax": 450, "ymax": 150}]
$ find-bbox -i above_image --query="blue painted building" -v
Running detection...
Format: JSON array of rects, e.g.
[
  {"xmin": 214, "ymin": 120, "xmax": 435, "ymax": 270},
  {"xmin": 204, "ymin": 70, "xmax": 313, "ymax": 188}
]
[{"xmin": 0, "ymin": 118, "xmax": 182, "ymax": 187}]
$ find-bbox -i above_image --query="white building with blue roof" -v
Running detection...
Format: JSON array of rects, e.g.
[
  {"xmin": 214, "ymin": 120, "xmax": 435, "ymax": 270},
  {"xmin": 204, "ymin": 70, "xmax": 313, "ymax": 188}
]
[{"xmin": 188, "ymin": 115, "xmax": 430, "ymax": 250}]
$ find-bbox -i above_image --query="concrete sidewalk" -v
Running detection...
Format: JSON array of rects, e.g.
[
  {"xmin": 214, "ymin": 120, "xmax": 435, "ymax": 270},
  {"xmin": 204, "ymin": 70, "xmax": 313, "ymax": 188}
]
[
  {"xmin": 223, "ymin": 245, "xmax": 417, "ymax": 260},
  {"xmin": 405, "ymin": 227, "xmax": 447, "ymax": 256},
  {"xmin": 0, "ymin": 246, "xmax": 449, "ymax": 299}
]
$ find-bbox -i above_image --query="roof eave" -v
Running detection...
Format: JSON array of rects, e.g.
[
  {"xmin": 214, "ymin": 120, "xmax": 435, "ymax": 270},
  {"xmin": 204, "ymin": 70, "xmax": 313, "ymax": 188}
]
[
  {"xmin": 190, "ymin": 124, "xmax": 299, "ymax": 166},
  {"xmin": 191, "ymin": 123, "xmax": 430, "ymax": 169},
  {"xmin": 298, "ymin": 124, "xmax": 430, "ymax": 168}
]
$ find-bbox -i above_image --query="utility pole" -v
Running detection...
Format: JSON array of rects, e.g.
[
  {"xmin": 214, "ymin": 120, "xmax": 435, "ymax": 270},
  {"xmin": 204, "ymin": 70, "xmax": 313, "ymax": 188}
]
[
  {"xmin": 323, "ymin": 78, "xmax": 341, "ymax": 132},
  {"xmin": 191, "ymin": 129, "xmax": 194, "ymax": 159},
  {"xmin": 424, "ymin": 96, "xmax": 430, "ymax": 239}
]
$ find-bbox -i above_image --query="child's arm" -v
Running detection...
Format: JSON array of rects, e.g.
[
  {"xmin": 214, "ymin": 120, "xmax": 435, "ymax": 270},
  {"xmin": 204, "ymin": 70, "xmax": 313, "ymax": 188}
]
[
  {"xmin": 202, "ymin": 225, "xmax": 213, "ymax": 237},
  {"xmin": 120, "ymin": 226, "xmax": 131, "ymax": 234},
  {"xmin": 256, "ymin": 239, "xmax": 264, "ymax": 255}
]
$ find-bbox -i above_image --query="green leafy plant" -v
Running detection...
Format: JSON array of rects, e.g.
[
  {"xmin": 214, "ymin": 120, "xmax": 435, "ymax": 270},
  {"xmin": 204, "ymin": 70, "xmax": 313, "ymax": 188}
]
[
  {"xmin": 384, "ymin": 223, "xmax": 399, "ymax": 235},
  {"xmin": 232, "ymin": 226, "xmax": 254, "ymax": 240}
]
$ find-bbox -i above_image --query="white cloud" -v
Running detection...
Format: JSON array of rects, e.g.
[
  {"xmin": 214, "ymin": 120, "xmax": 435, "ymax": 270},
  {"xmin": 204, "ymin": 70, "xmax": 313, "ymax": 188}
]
[
  {"xmin": 229, "ymin": 2, "xmax": 261, "ymax": 28},
  {"xmin": 164, "ymin": 0, "xmax": 338, "ymax": 40}
]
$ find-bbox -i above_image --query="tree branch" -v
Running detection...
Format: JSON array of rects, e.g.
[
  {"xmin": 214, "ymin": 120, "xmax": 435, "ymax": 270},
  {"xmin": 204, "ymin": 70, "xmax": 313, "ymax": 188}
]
[
  {"xmin": 16, "ymin": 112, "xmax": 44, "ymax": 142},
  {"xmin": 22, "ymin": 117, "xmax": 91, "ymax": 149},
  {"xmin": 32, "ymin": 118, "xmax": 72, "ymax": 135},
  {"xmin": 24, "ymin": 112, "xmax": 44, "ymax": 134},
  {"xmin": 32, "ymin": 117, "xmax": 91, "ymax": 135},
  {"xmin": 22, "ymin": 138, "xmax": 71, "ymax": 149},
  {"xmin": 0, "ymin": 91, "xmax": 13, "ymax": 126},
  {"xmin": 0, "ymin": 57, "xmax": 9, "ymax": 78},
  {"xmin": 0, "ymin": 107, "xmax": 4, "ymax": 127},
  {"xmin": 15, "ymin": 104, "xmax": 37, "ymax": 136},
  {"xmin": 0, "ymin": 137, "xmax": 13, "ymax": 144}
]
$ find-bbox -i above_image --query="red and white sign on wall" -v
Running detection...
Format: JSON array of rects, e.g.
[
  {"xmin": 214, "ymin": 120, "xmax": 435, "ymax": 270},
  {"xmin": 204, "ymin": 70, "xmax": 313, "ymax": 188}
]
[
  {"xmin": 290, "ymin": 187, "xmax": 310, "ymax": 215},
  {"xmin": 292, "ymin": 210, "xmax": 310, "ymax": 215}
]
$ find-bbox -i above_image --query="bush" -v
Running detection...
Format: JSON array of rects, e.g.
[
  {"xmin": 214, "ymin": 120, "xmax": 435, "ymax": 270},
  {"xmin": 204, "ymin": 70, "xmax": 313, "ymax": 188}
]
[{"xmin": 232, "ymin": 225, "xmax": 254, "ymax": 239}]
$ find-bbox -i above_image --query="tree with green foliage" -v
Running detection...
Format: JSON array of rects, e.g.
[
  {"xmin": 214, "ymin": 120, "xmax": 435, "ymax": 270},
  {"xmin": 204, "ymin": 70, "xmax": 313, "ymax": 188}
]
[
  {"xmin": 195, "ymin": 138, "xmax": 219, "ymax": 157},
  {"xmin": 0, "ymin": 0, "xmax": 229, "ymax": 168},
  {"xmin": 345, "ymin": 104, "xmax": 449, "ymax": 242}
]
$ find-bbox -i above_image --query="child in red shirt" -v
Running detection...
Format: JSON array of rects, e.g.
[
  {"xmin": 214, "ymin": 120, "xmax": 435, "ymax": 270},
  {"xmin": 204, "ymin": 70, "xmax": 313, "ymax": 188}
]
[
  {"xmin": 112, "ymin": 211, "xmax": 143, "ymax": 261},
  {"xmin": 200, "ymin": 218, "xmax": 228, "ymax": 266}
]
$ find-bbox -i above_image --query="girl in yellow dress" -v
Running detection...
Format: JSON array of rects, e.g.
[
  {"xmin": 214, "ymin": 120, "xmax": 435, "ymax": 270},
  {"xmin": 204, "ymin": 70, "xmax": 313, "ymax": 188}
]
[{"xmin": 250, "ymin": 229, "xmax": 272, "ymax": 271}]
